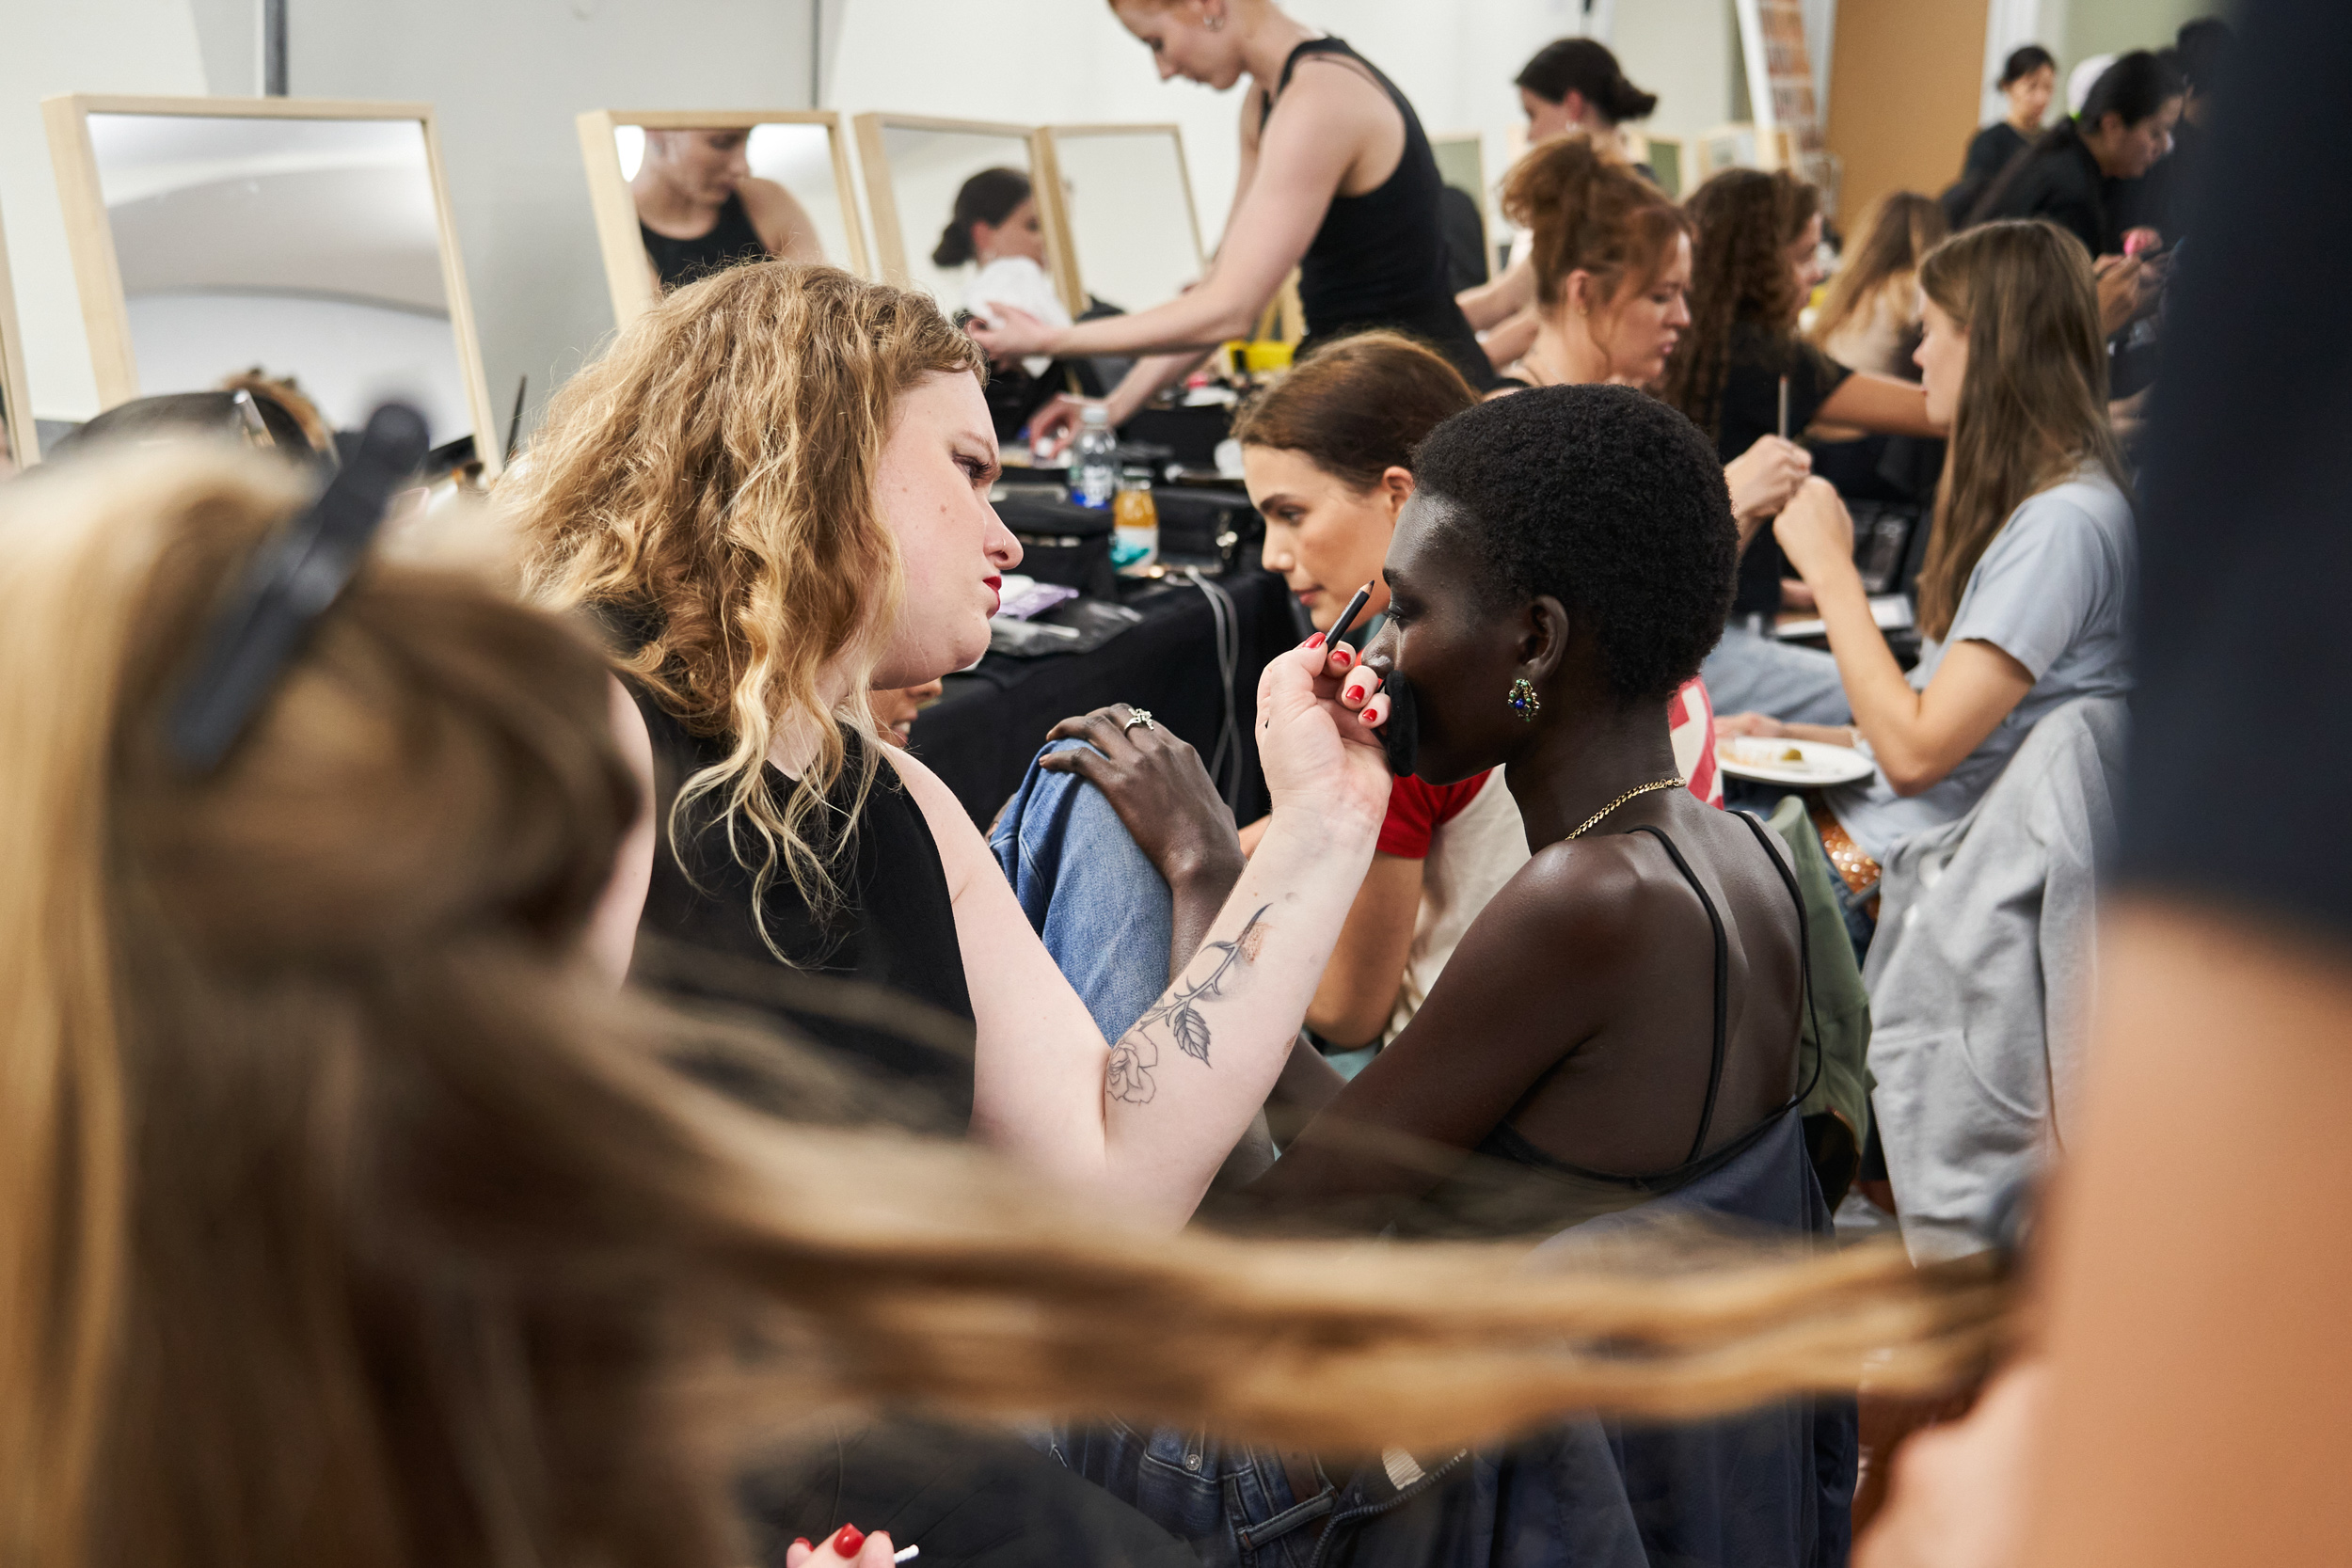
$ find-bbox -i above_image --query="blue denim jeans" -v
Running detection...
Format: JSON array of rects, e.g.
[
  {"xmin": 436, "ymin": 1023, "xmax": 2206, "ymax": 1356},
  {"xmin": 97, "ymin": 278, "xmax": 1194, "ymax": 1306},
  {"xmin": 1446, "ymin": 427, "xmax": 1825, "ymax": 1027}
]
[
  {"xmin": 1701, "ymin": 624, "xmax": 1853, "ymax": 725},
  {"xmin": 994, "ymin": 746, "xmax": 1331, "ymax": 1560},
  {"xmin": 989, "ymin": 737, "xmax": 1175, "ymax": 1042}
]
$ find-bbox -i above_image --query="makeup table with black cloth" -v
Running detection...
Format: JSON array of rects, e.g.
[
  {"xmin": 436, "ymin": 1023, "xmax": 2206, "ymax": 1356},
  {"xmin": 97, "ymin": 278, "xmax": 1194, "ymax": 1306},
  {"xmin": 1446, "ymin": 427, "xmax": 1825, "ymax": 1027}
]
[{"xmin": 907, "ymin": 568, "xmax": 1302, "ymax": 828}]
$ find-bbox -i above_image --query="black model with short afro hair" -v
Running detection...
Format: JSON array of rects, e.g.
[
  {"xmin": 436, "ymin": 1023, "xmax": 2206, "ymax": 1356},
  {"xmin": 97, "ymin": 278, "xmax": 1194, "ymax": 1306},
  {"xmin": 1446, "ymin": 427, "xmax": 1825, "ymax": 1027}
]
[{"xmin": 1410, "ymin": 385, "xmax": 1737, "ymax": 704}]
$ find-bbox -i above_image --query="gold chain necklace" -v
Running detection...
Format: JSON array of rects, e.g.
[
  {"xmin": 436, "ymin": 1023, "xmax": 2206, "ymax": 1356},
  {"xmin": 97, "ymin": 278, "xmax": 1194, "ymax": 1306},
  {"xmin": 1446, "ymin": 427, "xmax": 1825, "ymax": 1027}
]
[{"xmin": 1565, "ymin": 777, "xmax": 1687, "ymax": 840}]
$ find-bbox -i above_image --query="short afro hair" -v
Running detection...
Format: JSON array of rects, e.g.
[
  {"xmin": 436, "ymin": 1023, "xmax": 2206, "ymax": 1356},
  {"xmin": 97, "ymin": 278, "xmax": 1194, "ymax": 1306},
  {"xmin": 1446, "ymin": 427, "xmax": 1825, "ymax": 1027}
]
[{"xmin": 1411, "ymin": 386, "xmax": 1737, "ymax": 704}]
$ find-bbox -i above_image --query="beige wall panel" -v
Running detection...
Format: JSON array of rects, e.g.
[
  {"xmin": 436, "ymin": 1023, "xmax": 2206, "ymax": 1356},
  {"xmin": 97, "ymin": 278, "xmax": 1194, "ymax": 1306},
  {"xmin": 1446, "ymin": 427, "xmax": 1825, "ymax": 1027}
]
[{"xmin": 1827, "ymin": 0, "xmax": 1993, "ymax": 229}]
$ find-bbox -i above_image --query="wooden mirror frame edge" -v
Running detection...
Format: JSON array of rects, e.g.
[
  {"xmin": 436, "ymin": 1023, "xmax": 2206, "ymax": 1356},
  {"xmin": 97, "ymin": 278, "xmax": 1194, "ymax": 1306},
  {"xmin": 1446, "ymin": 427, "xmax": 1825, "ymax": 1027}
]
[
  {"xmin": 0, "ymin": 197, "xmax": 36, "ymax": 468},
  {"xmin": 40, "ymin": 92, "xmax": 502, "ymax": 476},
  {"xmin": 578, "ymin": 108, "xmax": 871, "ymax": 334},
  {"xmin": 1036, "ymin": 121, "xmax": 1206, "ymax": 321},
  {"xmin": 849, "ymin": 111, "xmax": 1077, "ymax": 319}
]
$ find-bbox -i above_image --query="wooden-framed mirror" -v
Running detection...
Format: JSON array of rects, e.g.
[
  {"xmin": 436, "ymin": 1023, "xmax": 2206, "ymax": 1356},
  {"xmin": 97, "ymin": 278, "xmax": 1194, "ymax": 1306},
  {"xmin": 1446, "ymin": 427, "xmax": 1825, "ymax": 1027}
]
[
  {"xmin": 577, "ymin": 109, "xmax": 867, "ymax": 329},
  {"xmin": 850, "ymin": 113, "xmax": 1074, "ymax": 319},
  {"xmin": 1036, "ymin": 122, "xmax": 1204, "ymax": 317},
  {"xmin": 0, "ymin": 197, "xmax": 35, "ymax": 473},
  {"xmin": 42, "ymin": 94, "xmax": 500, "ymax": 472}
]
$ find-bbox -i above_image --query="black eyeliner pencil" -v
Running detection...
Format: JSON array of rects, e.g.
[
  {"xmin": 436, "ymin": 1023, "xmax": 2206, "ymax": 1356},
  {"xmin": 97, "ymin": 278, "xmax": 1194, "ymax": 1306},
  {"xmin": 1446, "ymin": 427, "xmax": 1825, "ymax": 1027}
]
[{"xmin": 1327, "ymin": 579, "xmax": 1376, "ymax": 648}]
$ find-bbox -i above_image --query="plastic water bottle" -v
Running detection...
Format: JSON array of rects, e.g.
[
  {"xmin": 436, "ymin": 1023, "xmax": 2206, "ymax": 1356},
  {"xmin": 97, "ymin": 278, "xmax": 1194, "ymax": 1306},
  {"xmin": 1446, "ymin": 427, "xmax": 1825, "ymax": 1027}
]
[{"xmin": 1070, "ymin": 404, "xmax": 1119, "ymax": 509}]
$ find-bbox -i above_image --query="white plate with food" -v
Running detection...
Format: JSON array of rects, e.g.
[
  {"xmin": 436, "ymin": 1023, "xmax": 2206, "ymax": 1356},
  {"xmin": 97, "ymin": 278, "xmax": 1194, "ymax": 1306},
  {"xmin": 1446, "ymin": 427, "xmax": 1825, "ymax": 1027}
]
[{"xmin": 1714, "ymin": 736, "xmax": 1876, "ymax": 787}]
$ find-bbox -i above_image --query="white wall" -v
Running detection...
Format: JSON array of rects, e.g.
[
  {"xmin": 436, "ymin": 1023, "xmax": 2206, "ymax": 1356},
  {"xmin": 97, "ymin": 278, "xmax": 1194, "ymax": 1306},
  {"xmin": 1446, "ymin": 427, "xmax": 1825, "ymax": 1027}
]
[
  {"xmin": 1612, "ymin": 0, "xmax": 1741, "ymax": 143},
  {"xmin": 287, "ymin": 0, "xmax": 818, "ymax": 443},
  {"xmin": 185, "ymin": 0, "xmax": 259, "ymax": 97},
  {"xmin": 0, "ymin": 0, "xmax": 208, "ymax": 422}
]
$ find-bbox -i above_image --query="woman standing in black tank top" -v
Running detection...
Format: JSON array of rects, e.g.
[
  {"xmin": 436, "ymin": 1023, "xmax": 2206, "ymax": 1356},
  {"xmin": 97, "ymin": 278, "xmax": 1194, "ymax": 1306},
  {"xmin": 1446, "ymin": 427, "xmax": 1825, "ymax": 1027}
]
[
  {"xmin": 970, "ymin": 0, "xmax": 1497, "ymax": 446},
  {"xmin": 631, "ymin": 128, "xmax": 826, "ymax": 290}
]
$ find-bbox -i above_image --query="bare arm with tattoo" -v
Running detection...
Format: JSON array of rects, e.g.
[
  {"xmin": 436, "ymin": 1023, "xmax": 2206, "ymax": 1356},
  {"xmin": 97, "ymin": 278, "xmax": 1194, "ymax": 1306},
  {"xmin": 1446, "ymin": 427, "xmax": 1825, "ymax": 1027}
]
[
  {"xmin": 888, "ymin": 640, "xmax": 1392, "ymax": 1229},
  {"xmin": 1031, "ymin": 705, "xmax": 1246, "ymax": 983}
]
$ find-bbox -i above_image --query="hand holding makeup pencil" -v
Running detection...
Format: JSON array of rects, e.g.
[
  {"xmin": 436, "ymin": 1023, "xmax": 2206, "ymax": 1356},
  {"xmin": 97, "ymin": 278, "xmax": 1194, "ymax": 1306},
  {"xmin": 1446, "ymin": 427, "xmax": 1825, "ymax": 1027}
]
[{"xmin": 1254, "ymin": 579, "xmax": 1395, "ymax": 832}]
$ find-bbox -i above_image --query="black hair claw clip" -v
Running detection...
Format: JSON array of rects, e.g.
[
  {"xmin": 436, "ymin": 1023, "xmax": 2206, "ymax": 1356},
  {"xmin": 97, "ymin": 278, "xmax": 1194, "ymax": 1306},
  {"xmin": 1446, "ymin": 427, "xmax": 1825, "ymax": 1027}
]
[{"xmin": 167, "ymin": 403, "xmax": 430, "ymax": 770}]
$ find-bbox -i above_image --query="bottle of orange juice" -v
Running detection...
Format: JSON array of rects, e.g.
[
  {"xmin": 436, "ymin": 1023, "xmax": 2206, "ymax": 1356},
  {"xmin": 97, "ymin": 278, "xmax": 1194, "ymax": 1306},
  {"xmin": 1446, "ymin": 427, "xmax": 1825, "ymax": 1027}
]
[{"xmin": 1112, "ymin": 472, "xmax": 1159, "ymax": 574}]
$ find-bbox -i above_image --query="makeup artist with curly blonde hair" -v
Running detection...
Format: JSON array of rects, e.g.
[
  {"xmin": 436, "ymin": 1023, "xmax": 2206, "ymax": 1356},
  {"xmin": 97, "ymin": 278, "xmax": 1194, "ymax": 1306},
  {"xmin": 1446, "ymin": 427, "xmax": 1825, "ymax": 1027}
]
[{"xmin": 508, "ymin": 261, "xmax": 1388, "ymax": 1229}]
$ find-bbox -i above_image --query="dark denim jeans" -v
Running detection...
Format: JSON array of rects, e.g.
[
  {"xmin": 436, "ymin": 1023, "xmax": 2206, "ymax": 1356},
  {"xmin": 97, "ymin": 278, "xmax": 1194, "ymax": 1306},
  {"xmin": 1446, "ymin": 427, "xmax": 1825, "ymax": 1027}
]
[{"xmin": 1046, "ymin": 1423, "xmax": 1332, "ymax": 1568}]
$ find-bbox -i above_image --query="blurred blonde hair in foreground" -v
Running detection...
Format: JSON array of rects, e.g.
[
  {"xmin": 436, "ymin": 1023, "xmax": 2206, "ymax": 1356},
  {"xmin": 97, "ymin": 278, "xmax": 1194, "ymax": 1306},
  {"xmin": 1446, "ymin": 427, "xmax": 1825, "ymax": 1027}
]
[{"xmin": 0, "ymin": 450, "xmax": 2006, "ymax": 1568}]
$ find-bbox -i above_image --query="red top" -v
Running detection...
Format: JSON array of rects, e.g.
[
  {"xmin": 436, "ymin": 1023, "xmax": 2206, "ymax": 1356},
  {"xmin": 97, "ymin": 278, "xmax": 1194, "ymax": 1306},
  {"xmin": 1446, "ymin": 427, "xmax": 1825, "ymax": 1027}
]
[
  {"xmin": 1376, "ymin": 770, "xmax": 1492, "ymax": 859},
  {"xmin": 1373, "ymin": 674, "xmax": 1722, "ymax": 860}
]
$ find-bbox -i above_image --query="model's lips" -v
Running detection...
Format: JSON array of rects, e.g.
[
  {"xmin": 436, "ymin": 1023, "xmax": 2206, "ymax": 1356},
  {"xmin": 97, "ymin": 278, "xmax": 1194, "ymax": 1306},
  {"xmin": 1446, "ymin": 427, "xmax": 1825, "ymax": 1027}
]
[
  {"xmin": 1291, "ymin": 582, "xmax": 1323, "ymax": 607},
  {"xmin": 984, "ymin": 575, "xmax": 1003, "ymax": 614}
]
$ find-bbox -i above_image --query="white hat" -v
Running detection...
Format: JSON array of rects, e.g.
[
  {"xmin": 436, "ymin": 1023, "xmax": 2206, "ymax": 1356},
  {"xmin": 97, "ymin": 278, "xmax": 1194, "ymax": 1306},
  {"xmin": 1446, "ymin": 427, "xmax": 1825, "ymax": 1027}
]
[{"xmin": 2068, "ymin": 54, "xmax": 2117, "ymax": 116}]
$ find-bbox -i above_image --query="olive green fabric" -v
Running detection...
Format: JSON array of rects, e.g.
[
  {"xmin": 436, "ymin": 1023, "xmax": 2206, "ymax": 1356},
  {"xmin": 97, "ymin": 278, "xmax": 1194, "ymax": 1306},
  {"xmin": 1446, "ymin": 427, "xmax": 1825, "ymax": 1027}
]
[{"xmin": 1765, "ymin": 794, "xmax": 1873, "ymax": 1207}]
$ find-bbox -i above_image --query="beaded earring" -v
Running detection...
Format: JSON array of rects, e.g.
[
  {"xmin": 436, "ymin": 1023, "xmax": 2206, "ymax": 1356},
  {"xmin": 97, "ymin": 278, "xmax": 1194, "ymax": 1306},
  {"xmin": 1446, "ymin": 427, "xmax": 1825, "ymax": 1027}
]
[{"xmin": 1506, "ymin": 677, "xmax": 1541, "ymax": 722}]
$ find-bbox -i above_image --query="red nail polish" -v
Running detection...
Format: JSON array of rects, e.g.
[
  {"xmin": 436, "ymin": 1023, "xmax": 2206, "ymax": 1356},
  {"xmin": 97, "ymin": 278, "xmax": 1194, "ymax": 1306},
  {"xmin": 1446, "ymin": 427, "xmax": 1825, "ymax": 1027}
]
[
  {"xmin": 794, "ymin": 1542, "xmax": 812, "ymax": 1553},
  {"xmin": 1304, "ymin": 632, "xmax": 1326, "ymax": 649},
  {"xmin": 831, "ymin": 1525, "xmax": 866, "ymax": 1558},
  {"xmin": 1330, "ymin": 646, "xmax": 1353, "ymax": 669}
]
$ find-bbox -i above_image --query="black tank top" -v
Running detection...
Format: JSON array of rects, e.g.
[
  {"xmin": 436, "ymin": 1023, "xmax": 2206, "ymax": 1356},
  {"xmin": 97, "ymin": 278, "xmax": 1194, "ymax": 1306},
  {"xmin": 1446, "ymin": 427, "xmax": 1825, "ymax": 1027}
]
[
  {"xmin": 1258, "ymin": 38, "xmax": 1497, "ymax": 389},
  {"xmin": 621, "ymin": 677, "xmax": 977, "ymax": 1116},
  {"xmin": 1476, "ymin": 812, "xmax": 1821, "ymax": 1196},
  {"xmin": 639, "ymin": 190, "xmax": 769, "ymax": 290}
]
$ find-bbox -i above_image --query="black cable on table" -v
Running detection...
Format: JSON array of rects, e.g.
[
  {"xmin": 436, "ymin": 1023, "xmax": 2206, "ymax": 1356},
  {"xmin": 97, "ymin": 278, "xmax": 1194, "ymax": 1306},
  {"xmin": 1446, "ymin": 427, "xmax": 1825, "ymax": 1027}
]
[{"xmin": 1181, "ymin": 566, "xmax": 1244, "ymax": 812}]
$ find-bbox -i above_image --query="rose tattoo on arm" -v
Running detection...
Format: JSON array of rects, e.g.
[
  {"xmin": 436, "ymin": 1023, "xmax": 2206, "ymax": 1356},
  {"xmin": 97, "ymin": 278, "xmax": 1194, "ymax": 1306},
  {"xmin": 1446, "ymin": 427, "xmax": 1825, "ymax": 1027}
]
[{"xmin": 1105, "ymin": 905, "xmax": 1270, "ymax": 1105}]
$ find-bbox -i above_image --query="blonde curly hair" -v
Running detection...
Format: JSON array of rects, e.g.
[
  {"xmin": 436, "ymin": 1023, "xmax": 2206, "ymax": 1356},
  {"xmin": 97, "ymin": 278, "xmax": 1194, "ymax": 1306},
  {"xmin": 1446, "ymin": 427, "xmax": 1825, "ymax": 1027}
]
[{"xmin": 505, "ymin": 262, "xmax": 984, "ymax": 940}]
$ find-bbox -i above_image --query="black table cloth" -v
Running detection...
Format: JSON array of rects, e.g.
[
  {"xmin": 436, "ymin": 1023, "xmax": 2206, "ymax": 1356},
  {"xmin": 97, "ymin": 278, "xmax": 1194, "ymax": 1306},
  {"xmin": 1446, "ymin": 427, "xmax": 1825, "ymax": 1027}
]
[{"xmin": 906, "ymin": 570, "xmax": 1303, "ymax": 828}]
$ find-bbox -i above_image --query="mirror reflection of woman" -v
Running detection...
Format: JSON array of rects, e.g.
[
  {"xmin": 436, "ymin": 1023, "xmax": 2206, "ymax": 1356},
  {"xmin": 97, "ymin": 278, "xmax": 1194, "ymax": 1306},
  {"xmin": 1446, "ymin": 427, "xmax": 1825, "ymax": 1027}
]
[
  {"xmin": 971, "ymin": 0, "xmax": 1501, "ymax": 451},
  {"xmin": 632, "ymin": 129, "xmax": 824, "ymax": 291},
  {"xmin": 935, "ymin": 167, "xmax": 1071, "ymax": 380}
]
